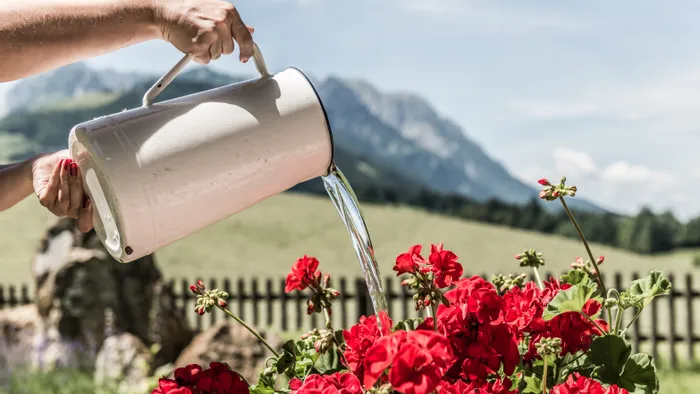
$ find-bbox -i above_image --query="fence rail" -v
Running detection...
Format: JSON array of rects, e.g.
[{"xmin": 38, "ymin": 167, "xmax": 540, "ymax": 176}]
[{"xmin": 2, "ymin": 272, "xmax": 699, "ymax": 367}]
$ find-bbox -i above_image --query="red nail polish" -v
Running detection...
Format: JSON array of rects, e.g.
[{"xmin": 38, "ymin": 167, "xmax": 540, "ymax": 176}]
[
  {"xmin": 70, "ymin": 163, "xmax": 78, "ymax": 177},
  {"xmin": 82, "ymin": 197, "xmax": 90, "ymax": 209},
  {"xmin": 63, "ymin": 159, "xmax": 71, "ymax": 170}
]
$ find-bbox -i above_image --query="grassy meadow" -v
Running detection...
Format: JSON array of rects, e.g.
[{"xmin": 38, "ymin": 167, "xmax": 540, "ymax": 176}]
[{"xmin": 1, "ymin": 192, "xmax": 697, "ymax": 286}]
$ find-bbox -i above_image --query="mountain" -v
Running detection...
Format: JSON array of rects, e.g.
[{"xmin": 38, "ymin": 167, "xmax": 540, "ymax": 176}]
[{"xmin": 0, "ymin": 63, "xmax": 603, "ymax": 212}]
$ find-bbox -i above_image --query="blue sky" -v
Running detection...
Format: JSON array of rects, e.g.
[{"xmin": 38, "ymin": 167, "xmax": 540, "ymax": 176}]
[{"xmin": 4, "ymin": 0, "xmax": 700, "ymax": 218}]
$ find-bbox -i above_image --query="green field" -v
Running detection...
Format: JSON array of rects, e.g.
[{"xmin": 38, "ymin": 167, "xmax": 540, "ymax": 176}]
[{"xmin": 1, "ymin": 192, "xmax": 697, "ymax": 287}]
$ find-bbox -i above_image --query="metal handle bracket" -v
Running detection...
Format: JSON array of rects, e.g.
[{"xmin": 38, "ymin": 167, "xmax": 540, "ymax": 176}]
[{"xmin": 142, "ymin": 42, "xmax": 269, "ymax": 107}]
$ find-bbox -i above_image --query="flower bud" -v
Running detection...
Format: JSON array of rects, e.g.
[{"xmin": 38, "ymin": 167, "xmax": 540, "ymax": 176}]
[
  {"xmin": 196, "ymin": 306, "xmax": 206, "ymax": 316},
  {"xmin": 538, "ymin": 178, "xmax": 550, "ymax": 186},
  {"xmin": 514, "ymin": 254, "xmax": 521, "ymax": 260},
  {"xmin": 217, "ymin": 298, "xmax": 227, "ymax": 308},
  {"xmin": 538, "ymin": 190, "xmax": 547, "ymax": 199},
  {"xmin": 552, "ymin": 190, "xmax": 560, "ymax": 198},
  {"xmin": 189, "ymin": 285, "xmax": 199, "ymax": 295},
  {"xmin": 197, "ymin": 280, "xmax": 205, "ymax": 291},
  {"xmin": 597, "ymin": 256, "xmax": 605, "ymax": 264}
]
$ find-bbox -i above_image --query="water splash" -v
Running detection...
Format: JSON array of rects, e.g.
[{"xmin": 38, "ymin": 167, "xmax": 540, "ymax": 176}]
[{"xmin": 322, "ymin": 163, "xmax": 388, "ymax": 315}]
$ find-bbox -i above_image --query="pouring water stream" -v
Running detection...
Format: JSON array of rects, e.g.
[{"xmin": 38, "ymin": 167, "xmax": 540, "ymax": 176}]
[{"xmin": 322, "ymin": 163, "xmax": 389, "ymax": 315}]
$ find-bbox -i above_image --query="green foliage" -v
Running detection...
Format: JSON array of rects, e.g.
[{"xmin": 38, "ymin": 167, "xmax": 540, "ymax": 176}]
[
  {"xmin": 393, "ymin": 318, "xmax": 424, "ymax": 332},
  {"xmin": 543, "ymin": 281, "xmax": 600, "ymax": 321},
  {"xmin": 624, "ymin": 271, "xmax": 672, "ymax": 309},
  {"xmin": 1, "ymin": 369, "xmax": 113, "ymax": 394},
  {"xmin": 589, "ymin": 336, "xmax": 659, "ymax": 394}
]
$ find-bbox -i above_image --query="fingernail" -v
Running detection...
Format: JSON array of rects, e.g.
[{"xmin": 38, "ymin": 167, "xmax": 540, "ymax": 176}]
[
  {"xmin": 242, "ymin": 57, "xmax": 249, "ymax": 63},
  {"xmin": 70, "ymin": 163, "xmax": 78, "ymax": 177},
  {"xmin": 82, "ymin": 197, "xmax": 90, "ymax": 209},
  {"xmin": 63, "ymin": 159, "xmax": 71, "ymax": 170}
]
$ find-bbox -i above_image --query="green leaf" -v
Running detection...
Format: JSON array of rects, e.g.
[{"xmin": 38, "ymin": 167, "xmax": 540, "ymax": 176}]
[
  {"xmin": 275, "ymin": 340, "xmax": 297, "ymax": 374},
  {"xmin": 590, "ymin": 336, "xmax": 632, "ymax": 384},
  {"xmin": 249, "ymin": 385, "xmax": 277, "ymax": 394},
  {"xmin": 561, "ymin": 270, "xmax": 595, "ymax": 286},
  {"xmin": 520, "ymin": 375, "xmax": 542, "ymax": 394},
  {"xmin": 619, "ymin": 353, "xmax": 659, "ymax": 394},
  {"xmin": 314, "ymin": 346, "xmax": 342, "ymax": 374},
  {"xmin": 627, "ymin": 271, "xmax": 672, "ymax": 309},
  {"xmin": 393, "ymin": 318, "xmax": 424, "ymax": 332},
  {"xmin": 543, "ymin": 282, "xmax": 599, "ymax": 320}
]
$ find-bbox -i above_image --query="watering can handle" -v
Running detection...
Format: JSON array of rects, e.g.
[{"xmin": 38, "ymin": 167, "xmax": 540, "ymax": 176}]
[{"xmin": 142, "ymin": 42, "xmax": 270, "ymax": 107}]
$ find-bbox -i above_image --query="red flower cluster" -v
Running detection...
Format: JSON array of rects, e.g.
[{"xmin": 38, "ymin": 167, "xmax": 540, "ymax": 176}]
[
  {"xmin": 430, "ymin": 276, "xmax": 520, "ymax": 381},
  {"xmin": 393, "ymin": 244, "xmax": 463, "ymax": 288},
  {"xmin": 363, "ymin": 330, "xmax": 455, "ymax": 394},
  {"xmin": 285, "ymin": 255, "xmax": 322, "ymax": 293},
  {"xmin": 437, "ymin": 379, "xmax": 516, "ymax": 394},
  {"xmin": 289, "ymin": 372, "xmax": 362, "ymax": 394},
  {"xmin": 152, "ymin": 363, "xmax": 248, "ymax": 394},
  {"xmin": 502, "ymin": 279, "xmax": 608, "ymax": 360},
  {"xmin": 551, "ymin": 373, "xmax": 629, "ymax": 394},
  {"xmin": 342, "ymin": 312, "xmax": 393, "ymax": 384}
]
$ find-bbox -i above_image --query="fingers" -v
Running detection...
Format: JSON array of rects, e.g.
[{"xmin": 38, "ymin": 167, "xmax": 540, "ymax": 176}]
[
  {"xmin": 229, "ymin": 8, "xmax": 254, "ymax": 62},
  {"xmin": 77, "ymin": 197, "xmax": 93, "ymax": 233},
  {"xmin": 217, "ymin": 22, "xmax": 234, "ymax": 56},
  {"xmin": 68, "ymin": 162, "xmax": 83, "ymax": 219},
  {"xmin": 38, "ymin": 158, "xmax": 62, "ymax": 211},
  {"xmin": 57, "ymin": 159, "xmax": 71, "ymax": 215}
]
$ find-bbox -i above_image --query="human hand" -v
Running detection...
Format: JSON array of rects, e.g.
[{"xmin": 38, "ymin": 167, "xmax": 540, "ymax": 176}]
[
  {"xmin": 153, "ymin": 0, "xmax": 255, "ymax": 65},
  {"xmin": 32, "ymin": 150, "xmax": 93, "ymax": 233}
]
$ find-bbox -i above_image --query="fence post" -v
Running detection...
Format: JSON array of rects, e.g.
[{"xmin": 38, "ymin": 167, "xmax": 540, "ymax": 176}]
[
  {"xmin": 384, "ymin": 277, "xmax": 394, "ymax": 318},
  {"xmin": 686, "ymin": 274, "xmax": 695, "ymax": 362},
  {"xmin": 265, "ymin": 279, "xmax": 273, "ymax": 328},
  {"xmin": 339, "ymin": 278, "xmax": 348, "ymax": 329},
  {"xmin": 280, "ymin": 279, "xmax": 288, "ymax": 332},
  {"xmin": 237, "ymin": 279, "xmax": 246, "ymax": 321},
  {"xmin": 252, "ymin": 278, "xmax": 260, "ymax": 327},
  {"xmin": 20, "ymin": 285, "xmax": 30, "ymax": 305},
  {"xmin": 8, "ymin": 286, "xmax": 17, "ymax": 307},
  {"xmin": 400, "ymin": 281, "xmax": 410, "ymax": 321},
  {"xmin": 355, "ymin": 278, "xmax": 369, "ymax": 320},
  {"xmin": 294, "ymin": 288, "xmax": 303, "ymax": 331},
  {"xmin": 210, "ymin": 278, "xmax": 218, "ymax": 328},
  {"xmin": 668, "ymin": 274, "xmax": 677, "ymax": 368},
  {"xmin": 0, "ymin": 285, "xmax": 4, "ymax": 309}
]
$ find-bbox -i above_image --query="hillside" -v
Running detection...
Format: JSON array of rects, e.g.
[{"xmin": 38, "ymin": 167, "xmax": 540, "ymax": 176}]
[
  {"xmin": 1, "ymin": 193, "xmax": 693, "ymax": 288},
  {"xmin": 0, "ymin": 62, "xmax": 602, "ymax": 212}
]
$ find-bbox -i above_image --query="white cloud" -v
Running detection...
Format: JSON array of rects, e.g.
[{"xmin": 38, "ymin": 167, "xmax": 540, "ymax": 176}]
[
  {"xmin": 600, "ymin": 161, "xmax": 675, "ymax": 184},
  {"xmin": 509, "ymin": 101, "xmax": 601, "ymax": 120},
  {"xmin": 551, "ymin": 147, "xmax": 597, "ymax": 177}
]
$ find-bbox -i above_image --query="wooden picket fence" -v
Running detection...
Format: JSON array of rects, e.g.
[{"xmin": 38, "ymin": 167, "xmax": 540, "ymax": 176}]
[{"xmin": 1, "ymin": 272, "xmax": 699, "ymax": 367}]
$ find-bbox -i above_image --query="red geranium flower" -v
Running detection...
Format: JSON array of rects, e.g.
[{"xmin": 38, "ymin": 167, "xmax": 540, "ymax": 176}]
[
  {"xmin": 285, "ymin": 255, "xmax": 321, "ymax": 293},
  {"xmin": 427, "ymin": 244, "xmax": 463, "ymax": 288},
  {"xmin": 151, "ymin": 378, "xmax": 194, "ymax": 394},
  {"xmin": 195, "ymin": 362, "xmax": 249, "ymax": 394},
  {"xmin": 394, "ymin": 244, "xmax": 425, "ymax": 275},
  {"xmin": 551, "ymin": 373, "xmax": 629, "ymax": 394},
  {"xmin": 342, "ymin": 312, "xmax": 393, "ymax": 383},
  {"xmin": 363, "ymin": 330, "xmax": 455, "ymax": 394},
  {"xmin": 437, "ymin": 378, "xmax": 516, "ymax": 394},
  {"xmin": 289, "ymin": 372, "xmax": 362, "ymax": 394}
]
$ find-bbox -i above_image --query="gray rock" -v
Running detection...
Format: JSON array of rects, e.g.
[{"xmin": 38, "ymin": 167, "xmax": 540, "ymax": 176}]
[
  {"xmin": 94, "ymin": 333, "xmax": 152, "ymax": 394},
  {"xmin": 175, "ymin": 321, "xmax": 283, "ymax": 384}
]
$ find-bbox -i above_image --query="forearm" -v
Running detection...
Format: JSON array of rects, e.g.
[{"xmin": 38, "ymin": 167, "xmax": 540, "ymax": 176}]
[
  {"xmin": 0, "ymin": 0, "xmax": 159, "ymax": 82},
  {"xmin": 0, "ymin": 158, "xmax": 34, "ymax": 211}
]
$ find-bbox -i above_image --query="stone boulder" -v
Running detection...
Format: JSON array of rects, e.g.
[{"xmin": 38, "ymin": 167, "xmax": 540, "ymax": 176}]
[
  {"xmin": 94, "ymin": 333, "xmax": 153, "ymax": 394},
  {"xmin": 0, "ymin": 305, "xmax": 39, "ymax": 382},
  {"xmin": 29, "ymin": 217, "xmax": 194, "ymax": 371},
  {"xmin": 175, "ymin": 321, "xmax": 283, "ymax": 383}
]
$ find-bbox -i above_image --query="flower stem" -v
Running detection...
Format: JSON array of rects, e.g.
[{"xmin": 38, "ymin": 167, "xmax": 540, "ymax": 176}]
[
  {"xmin": 542, "ymin": 355, "xmax": 549, "ymax": 394},
  {"xmin": 613, "ymin": 307, "xmax": 624, "ymax": 335},
  {"xmin": 620, "ymin": 307, "xmax": 643, "ymax": 336},
  {"xmin": 219, "ymin": 306, "xmax": 280, "ymax": 358},
  {"xmin": 323, "ymin": 307, "xmax": 333, "ymax": 330},
  {"xmin": 533, "ymin": 267, "xmax": 544, "ymax": 290},
  {"xmin": 558, "ymin": 197, "xmax": 612, "ymax": 323},
  {"xmin": 429, "ymin": 304, "xmax": 438, "ymax": 332}
]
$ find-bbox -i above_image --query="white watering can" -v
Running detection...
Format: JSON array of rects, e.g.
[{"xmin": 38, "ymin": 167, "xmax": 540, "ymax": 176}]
[{"xmin": 69, "ymin": 43, "xmax": 334, "ymax": 263}]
